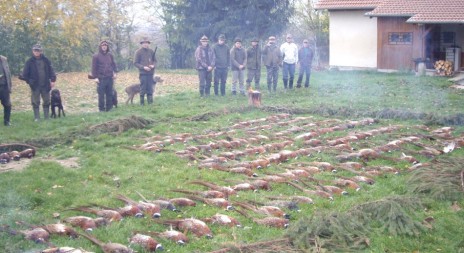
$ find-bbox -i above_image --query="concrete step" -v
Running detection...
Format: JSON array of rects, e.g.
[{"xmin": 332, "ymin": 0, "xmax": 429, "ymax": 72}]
[{"xmin": 448, "ymin": 72, "xmax": 464, "ymax": 82}]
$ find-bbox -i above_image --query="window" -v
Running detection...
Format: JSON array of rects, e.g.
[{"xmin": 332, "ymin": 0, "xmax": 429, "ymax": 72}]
[{"xmin": 388, "ymin": 32, "xmax": 413, "ymax": 45}]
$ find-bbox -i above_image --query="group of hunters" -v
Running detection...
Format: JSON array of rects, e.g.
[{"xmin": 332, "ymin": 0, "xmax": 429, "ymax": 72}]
[
  {"xmin": 195, "ymin": 34, "xmax": 314, "ymax": 97},
  {"xmin": 0, "ymin": 34, "xmax": 313, "ymax": 126}
]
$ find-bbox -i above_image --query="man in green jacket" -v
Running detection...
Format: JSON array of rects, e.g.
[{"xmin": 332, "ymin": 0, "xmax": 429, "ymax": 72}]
[
  {"xmin": 212, "ymin": 34, "xmax": 230, "ymax": 96},
  {"xmin": 0, "ymin": 55, "xmax": 12, "ymax": 126},
  {"xmin": 20, "ymin": 44, "xmax": 57, "ymax": 121},
  {"xmin": 134, "ymin": 37, "xmax": 157, "ymax": 105},
  {"xmin": 262, "ymin": 36, "xmax": 282, "ymax": 93},
  {"xmin": 246, "ymin": 38, "xmax": 261, "ymax": 91}
]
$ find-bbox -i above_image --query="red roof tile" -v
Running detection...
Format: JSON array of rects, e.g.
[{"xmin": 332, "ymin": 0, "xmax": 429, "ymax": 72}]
[
  {"xmin": 365, "ymin": 0, "xmax": 464, "ymax": 23},
  {"xmin": 315, "ymin": 0, "xmax": 382, "ymax": 10}
]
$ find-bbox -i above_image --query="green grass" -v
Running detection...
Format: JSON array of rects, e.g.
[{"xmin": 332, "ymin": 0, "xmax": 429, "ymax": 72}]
[{"xmin": 1, "ymin": 70, "xmax": 464, "ymax": 252}]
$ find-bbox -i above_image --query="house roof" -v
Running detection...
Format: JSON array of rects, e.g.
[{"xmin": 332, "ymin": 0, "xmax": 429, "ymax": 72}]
[
  {"xmin": 315, "ymin": 0, "xmax": 382, "ymax": 10},
  {"xmin": 365, "ymin": 0, "xmax": 464, "ymax": 24},
  {"xmin": 316, "ymin": 0, "xmax": 464, "ymax": 24}
]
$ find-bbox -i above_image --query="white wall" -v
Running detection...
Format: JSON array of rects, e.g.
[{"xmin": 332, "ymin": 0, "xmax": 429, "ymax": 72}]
[{"xmin": 329, "ymin": 10, "xmax": 378, "ymax": 69}]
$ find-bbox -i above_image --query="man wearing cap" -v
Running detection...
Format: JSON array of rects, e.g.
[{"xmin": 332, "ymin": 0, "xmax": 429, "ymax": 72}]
[
  {"xmin": 212, "ymin": 34, "xmax": 229, "ymax": 96},
  {"xmin": 297, "ymin": 39, "xmax": 314, "ymax": 88},
  {"xmin": 91, "ymin": 40, "xmax": 118, "ymax": 112},
  {"xmin": 134, "ymin": 37, "xmax": 157, "ymax": 105},
  {"xmin": 280, "ymin": 34, "xmax": 298, "ymax": 89},
  {"xmin": 230, "ymin": 38, "xmax": 247, "ymax": 95},
  {"xmin": 246, "ymin": 38, "xmax": 261, "ymax": 91},
  {"xmin": 195, "ymin": 35, "xmax": 215, "ymax": 97},
  {"xmin": 262, "ymin": 36, "xmax": 282, "ymax": 93},
  {"xmin": 20, "ymin": 44, "xmax": 57, "ymax": 121},
  {"xmin": 0, "ymin": 55, "xmax": 12, "ymax": 126}
]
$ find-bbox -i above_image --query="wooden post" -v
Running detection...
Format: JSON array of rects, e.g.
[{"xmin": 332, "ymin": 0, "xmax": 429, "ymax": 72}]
[{"xmin": 248, "ymin": 91, "xmax": 261, "ymax": 107}]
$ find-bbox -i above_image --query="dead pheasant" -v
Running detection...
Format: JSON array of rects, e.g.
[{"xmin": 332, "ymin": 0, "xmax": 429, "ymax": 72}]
[
  {"xmin": 134, "ymin": 191, "xmax": 177, "ymax": 212},
  {"xmin": 80, "ymin": 233, "xmax": 133, "ymax": 253},
  {"xmin": 0, "ymin": 225, "xmax": 49, "ymax": 244},
  {"xmin": 15, "ymin": 221, "xmax": 78, "ymax": 239},
  {"xmin": 171, "ymin": 189, "xmax": 225, "ymax": 199},
  {"xmin": 267, "ymin": 195, "xmax": 314, "ymax": 205},
  {"xmin": 223, "ymin": 166, "xmax": 258, "ymax": 177},
  {"xmin": 40, "ymin": 246, "xmax": 94, "ymax": 253},
  {"xmin": 287, "ymin": 181, "xmax": 333, "ymax": 200},
  {"xmin": 202, "ymin": 213, "xmax": 242, "ymax": 227},
  {"xmin": 155, "ymin": 218, "xmax": 213, "ymax": 239},
  {"xmin": 115, "ymin": 194, "xmax": 161, "ymax": 218},
  {"xmin": 67, "ymin": 206, "xmax": 123, "ymax": 222},
  {"xmin": 41, "ymin": 223, "xmax": 79, "ymax": 239},
  {"xmin": 253, "ymin": 217, "xmax": 289, "ymax": 229},
  {"xmin": 233, "ymin": 201, "xmax": 290, "ymax": 219},
  {"xmin": 231, "ymin": 182, "xmax": 257, "ymax": 191},
  {"xmin": 186, "ymin": 195, "xmax": 234, "ymax": 210},
  {"xmin": 63, "ymin": 216, "xmax": 108, "ymax": 232},
  {"xmin": 146, "ymin": 230, "xmax": 189, "ymax": 245},
  {"xmin": 188, "ymin": 180, "xmax": 237, "ymax": 197},
  {"xmin": 129, "ymin": 233, "xmax": 163, "ymax": 252},
  {"xmin": 168, "ymin": 197, "xmax": 197, "ymax": 207}
]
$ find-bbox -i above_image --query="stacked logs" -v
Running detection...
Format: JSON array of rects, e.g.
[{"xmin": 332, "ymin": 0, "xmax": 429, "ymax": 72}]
[{"xmin": 434, "ymin": 60, "xmax": 454, "ymax": 76}]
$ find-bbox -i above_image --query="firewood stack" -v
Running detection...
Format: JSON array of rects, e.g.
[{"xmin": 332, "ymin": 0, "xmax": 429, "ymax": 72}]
[
  {"xmin": 434, "ymin": 60, "xmax": 454, "ymax": 76},
  {"xmin": 248, "ymin": 90, "xmax": 261, "ymax": 107}
]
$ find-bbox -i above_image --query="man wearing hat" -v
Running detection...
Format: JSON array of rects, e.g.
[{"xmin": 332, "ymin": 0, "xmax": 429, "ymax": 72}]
[
  {"xmin": 0, "ymin": 55, "xmax": 12, "ymax": 126},
  {"xmin": 296, "ymin": 39, "xmax": 314, "ymax": 88},
  {"xmin": 91, "ymin": 40, "xmax": 118, "ymax": 112},
  {"xmin": 212, "ymin": 34, "xmax": 229, "ymax": 96},
  {"xmin": 246, "ymin": 38, "xmax": 261, "ymax": 90},
  {"xmin": 195, "ymin": 35, "xmax": 215, "ymax": 97},
  {"xmin": 20, "ymin": 44, "xmax": 57, "ymax": 121},
  {"xmin": 134, "ymin": 37, "xmax": 157, "ymax": 105},
  {"xmin": 230, "ymin": 37, "xmax": 247, "ymax": 95},
  {"xmin": 262, "ymin": 36, "xmax": 282, "ymax": 93}
]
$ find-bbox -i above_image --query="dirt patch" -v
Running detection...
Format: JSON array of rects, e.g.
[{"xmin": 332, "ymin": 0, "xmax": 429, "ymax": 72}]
[{"xmin": 0, "ymin": 157, "xmax": 80, "ymax": 173}]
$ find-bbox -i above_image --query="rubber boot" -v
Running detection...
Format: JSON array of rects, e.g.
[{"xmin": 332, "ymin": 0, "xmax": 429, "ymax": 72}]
[
  {"xmin": 140, "ymin": 95, "xmax": 145, "ymax": 105},
  {"xmin": 4, "ymin": 106, "xmax": 11, "ymax": 126},
  {"xmin": 147, "ymin": 94, "xmax": 153, "ymax": 104},
  {"xmin": 43, "ymin": 106, "xmax": 50, "ymax": 120},
  {"xmin": 289, "ymin": 78, "xmax": 294, "ymax": 89},
  {"xmin": 33, "ymin": 108, "xmax": 40, "ymax": 122}
]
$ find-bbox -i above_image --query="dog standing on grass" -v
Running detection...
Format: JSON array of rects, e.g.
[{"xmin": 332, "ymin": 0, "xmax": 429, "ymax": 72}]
[
  {"xmin": 125, "ymin": 75, "xmax": 163, "ymax": 104},
  {"xmin": 50, "ymin": 89, "xmax": 65, "ymax": 118}
]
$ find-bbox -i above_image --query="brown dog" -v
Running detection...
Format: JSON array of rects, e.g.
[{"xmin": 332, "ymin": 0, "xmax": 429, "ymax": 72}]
[{"xmin": 125, "ymin": 75, "xmax": 163, "ymax": 104}]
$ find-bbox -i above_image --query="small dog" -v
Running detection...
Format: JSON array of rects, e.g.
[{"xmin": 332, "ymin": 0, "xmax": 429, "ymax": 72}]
[
  {"xmin": 50, "ymin": 89, "xmax": 65, "ymax": 118},
  {"xmin": 125, "ymin": 75, "xmax": 163, "ymax": 104}
]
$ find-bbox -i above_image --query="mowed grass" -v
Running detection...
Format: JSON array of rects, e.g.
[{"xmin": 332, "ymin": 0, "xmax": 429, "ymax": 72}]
[{"xmin": 0, "ymin": 70, "xmax": 464, "ymax": 253}]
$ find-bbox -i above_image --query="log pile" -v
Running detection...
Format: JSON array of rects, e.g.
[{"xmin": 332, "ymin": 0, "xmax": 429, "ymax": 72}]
[{"xmin": 434, "ymin": 60, "xmax": 454, "ymax": 76}]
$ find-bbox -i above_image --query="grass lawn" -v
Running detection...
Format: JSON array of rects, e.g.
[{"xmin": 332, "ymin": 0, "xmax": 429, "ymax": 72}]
[{"xmin": 1, "ymin": 69, "xmax": 464, "ymax": 253}]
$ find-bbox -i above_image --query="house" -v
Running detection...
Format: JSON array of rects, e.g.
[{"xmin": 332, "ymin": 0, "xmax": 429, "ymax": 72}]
[{"xmin": 315, "ymin": 0, "xmax": 464, "ymax": 72}]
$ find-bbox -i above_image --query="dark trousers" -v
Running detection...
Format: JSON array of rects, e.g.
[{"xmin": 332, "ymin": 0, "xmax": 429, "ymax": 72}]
[
  {"xmin": 297, "ymin": 65, "xmax": 311, "ymax": 87},
  {"xmin": 97, "ymin": 77, "xmax": 114, "ymax": 112},
  {"xmin": 139, "ymin": 74, "xmax": 154, "ymax": 96},
  {"xmin": 282, "ymin": 62, "xmax": 296, "ymax": 89},
  {"xmin": 246, "ymin": 68, "xmax": 261, "ymax": 90},
  {"xmin": 213, "ymin": 68, "xmax": 228, "ymax": 96},
  {"xmin": 0, "ymin": 87, "xmax": 11, "ymax": 124},
  {"xmin": 31, "ymin": 86, "xmax": 50, "ymax": 109},
  {"xmin": 266, "ymin": 66, "xmax": 279, "ymax": 92},
  {"xmin": 198, "ymin": 69, "xmax": 212, "ymax": 96}
]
